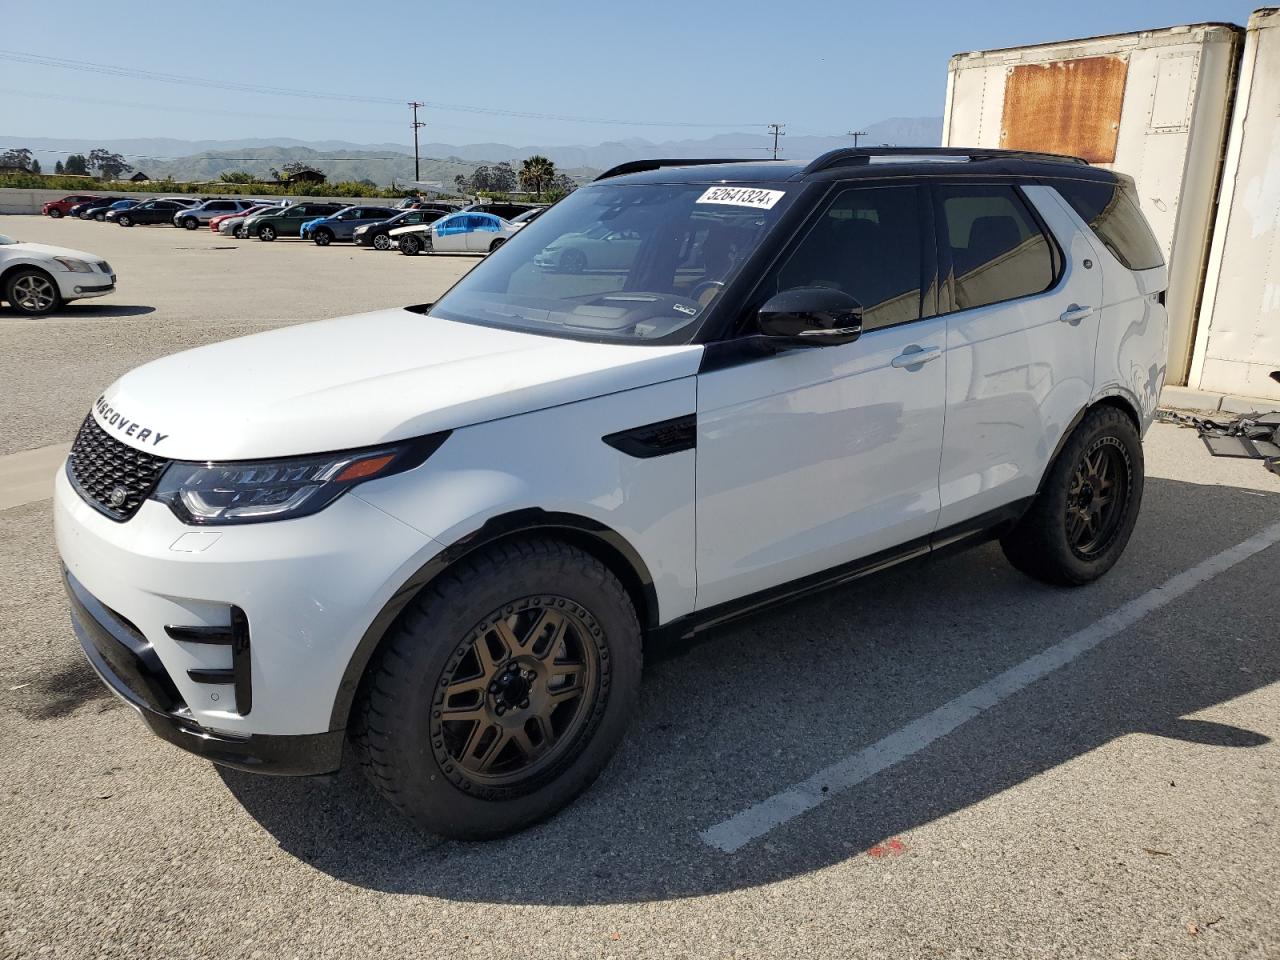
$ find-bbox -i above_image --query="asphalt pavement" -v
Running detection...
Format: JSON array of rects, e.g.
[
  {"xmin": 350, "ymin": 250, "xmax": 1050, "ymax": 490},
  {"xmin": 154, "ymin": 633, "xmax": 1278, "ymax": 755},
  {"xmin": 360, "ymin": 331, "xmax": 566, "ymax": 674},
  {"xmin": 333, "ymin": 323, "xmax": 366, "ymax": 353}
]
[{"xmin": 1, "ymin": 213, "xmax": 1278, "ymax": 959}]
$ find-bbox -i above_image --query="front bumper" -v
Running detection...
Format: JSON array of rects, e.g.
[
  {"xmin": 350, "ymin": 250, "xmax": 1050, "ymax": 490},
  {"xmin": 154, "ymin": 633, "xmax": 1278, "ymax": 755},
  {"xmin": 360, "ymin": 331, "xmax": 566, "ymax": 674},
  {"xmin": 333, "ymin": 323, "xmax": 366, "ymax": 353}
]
[
  {"xmin": 54, "ymin": 465, "xmax": 438, "ymax": 739},
  {"xmin": 66, "ymin": 568, "xmax": 345, "ymax": 775},
  {"xmin": 54, "ymin": 268, "xmax": 116, "ymax": 301}
]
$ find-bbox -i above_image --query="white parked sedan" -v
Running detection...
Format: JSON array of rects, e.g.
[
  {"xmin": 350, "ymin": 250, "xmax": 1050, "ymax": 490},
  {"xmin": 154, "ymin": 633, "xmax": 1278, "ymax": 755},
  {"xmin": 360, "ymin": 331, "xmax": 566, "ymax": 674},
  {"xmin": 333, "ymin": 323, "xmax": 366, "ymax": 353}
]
[
  {"xmin": 0, "ymin": 234, "xmax": 116, "ymax": 316},
  {"xmin": 390, "ymin": 211, "xmax": 522, "ymax": 256}
]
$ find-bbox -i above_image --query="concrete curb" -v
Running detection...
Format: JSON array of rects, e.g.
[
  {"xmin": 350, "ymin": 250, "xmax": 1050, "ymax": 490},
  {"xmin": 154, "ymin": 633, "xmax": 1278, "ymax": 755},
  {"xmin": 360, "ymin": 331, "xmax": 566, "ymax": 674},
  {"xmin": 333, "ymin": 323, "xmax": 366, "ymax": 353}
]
[{"xmin": 1161, "ymin": 384, "xmax": 1280, "ymax": 414}]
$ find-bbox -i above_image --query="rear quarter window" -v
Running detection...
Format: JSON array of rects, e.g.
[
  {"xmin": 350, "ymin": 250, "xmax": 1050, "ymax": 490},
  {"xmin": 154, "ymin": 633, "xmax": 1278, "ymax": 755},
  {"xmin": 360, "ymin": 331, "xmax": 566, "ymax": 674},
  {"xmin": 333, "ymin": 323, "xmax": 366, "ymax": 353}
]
[{"xmin": 1053, "ymin": 179, "xmax": 1165, "ymax": 271}]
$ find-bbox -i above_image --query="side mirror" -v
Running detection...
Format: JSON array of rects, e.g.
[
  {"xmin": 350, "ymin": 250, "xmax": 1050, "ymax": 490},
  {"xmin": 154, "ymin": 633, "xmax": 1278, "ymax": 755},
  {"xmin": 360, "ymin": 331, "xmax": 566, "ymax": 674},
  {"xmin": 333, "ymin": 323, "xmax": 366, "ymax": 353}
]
[{"xmin": 757, "ymin": 287, "xmax": 863, "ymax": 346}]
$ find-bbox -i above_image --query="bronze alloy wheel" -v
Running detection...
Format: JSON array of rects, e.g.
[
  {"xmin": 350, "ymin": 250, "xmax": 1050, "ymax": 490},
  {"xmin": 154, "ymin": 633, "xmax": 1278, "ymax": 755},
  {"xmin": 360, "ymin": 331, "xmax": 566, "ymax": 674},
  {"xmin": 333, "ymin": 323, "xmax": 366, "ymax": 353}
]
[
  {"xmin": 1065, "ymin": 435, "xmax": 1131, "ymax": 560},
  {"xmin": 430, "ymin": 595, "xmax": 606, "ymax": 798}
]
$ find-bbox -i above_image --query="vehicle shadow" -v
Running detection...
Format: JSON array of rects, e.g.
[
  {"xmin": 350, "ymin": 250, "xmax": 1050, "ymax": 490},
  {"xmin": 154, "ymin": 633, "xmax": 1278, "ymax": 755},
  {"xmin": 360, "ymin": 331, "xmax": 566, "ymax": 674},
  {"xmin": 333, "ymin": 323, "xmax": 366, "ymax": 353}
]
[
  {"xmin": 221, "ymin": 475, "xmax": 1280, "ymax": 905},
  {"xmin": 20, "ymin": 304, "xmax": 157, "ymax": 319}
]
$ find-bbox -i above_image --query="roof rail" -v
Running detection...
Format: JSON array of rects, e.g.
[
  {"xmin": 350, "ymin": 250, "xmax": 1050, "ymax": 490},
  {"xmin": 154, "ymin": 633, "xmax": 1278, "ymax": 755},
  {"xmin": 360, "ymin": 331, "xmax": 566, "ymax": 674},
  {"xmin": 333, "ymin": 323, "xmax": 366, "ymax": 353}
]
[
  {"xmin": 594, "ymin": 158, "xmax": 768, "ymax": 181},
  {"xmin": 801, "ymin": 146, "xmax": 1089, "ymax": 175}
]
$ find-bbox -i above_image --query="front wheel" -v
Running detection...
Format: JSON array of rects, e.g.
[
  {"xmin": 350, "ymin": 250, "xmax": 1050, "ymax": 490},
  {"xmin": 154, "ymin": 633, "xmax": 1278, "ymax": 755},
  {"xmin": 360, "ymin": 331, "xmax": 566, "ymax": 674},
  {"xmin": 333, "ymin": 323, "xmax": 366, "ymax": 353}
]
[
  {"xmin": 313, "ymin": 229, "xmax": 333, "ymax": 246},
  {"xmin": 117, "ymin": 215, "xmax": 133, "ymax": 227},
  {"xmin": 234, "ymin": 224, "xmax": 248, "ymax": 239},
  {"xmin": 1001, "ymin": 406, "xmax": 1143, "ymax": 586},
  {"xmin": 559, "ymin": 248, "xmax": 587, "ymax": 273},
  {"xmin": 353, "ymin": 538, "xmax": 643, "ymax": 839},
  {"xmin": 182, "ymin": 217, "xmax": 199, "ymax": 230},
  {"xmin": 94, "ymin": 213, "xmax": 107, "ymax": 222},
  {"xmin": 5, "ymin": 269, "xmax": 62, "ymax": 315},
  {"xmin": 373, "ymin": 233, "xmax": 391, "ymax": 251},
  {"xmin": 399, "ymin": 234, "xmax": 422, "ymax": 256},
  {"xmin": 488, "ymin": 237, "xmax": 506, "ymax": 253},
  {"xmin": 259, "ymin": 225, "xmax": 276, "ymax": 241},
  {"xmin": 48, "ymin": 209, "xmax": 63, "ymax": 219}
]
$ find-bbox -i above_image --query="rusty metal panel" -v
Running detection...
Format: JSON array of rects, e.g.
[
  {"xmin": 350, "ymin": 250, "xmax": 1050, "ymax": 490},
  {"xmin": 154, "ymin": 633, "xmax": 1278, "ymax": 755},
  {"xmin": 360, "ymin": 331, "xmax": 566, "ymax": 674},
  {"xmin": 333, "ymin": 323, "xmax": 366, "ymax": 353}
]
[{"xmin": 1000, "ymin": 56, "xmax": 1129, "ymax": 162}]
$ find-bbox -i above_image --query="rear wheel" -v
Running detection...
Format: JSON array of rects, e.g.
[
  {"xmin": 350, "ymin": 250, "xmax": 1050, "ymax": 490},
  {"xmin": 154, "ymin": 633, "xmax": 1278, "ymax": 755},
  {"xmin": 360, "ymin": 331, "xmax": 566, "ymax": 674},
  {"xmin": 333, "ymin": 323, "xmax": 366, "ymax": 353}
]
[
  {"xmin": 1001, "ymin": 406, "xmax": 1143, "ymax": 586},
  {"xmin": 314, "ymin": 228, "xmax": 333, "ymax": 246},
  {"xmin": 354, "ymin": 538, "xmax": 643, "ymax": 839},
  {"xmin": 373, "ymin": 233, "xmax": 391, "ymax": 251},
  {"xmin": 259, "ymin": 224, "xmax": 276, "ymax": 241},
  {"xmin": 5, "ymin": 269, "xmax": 62, "ymax": 316}
]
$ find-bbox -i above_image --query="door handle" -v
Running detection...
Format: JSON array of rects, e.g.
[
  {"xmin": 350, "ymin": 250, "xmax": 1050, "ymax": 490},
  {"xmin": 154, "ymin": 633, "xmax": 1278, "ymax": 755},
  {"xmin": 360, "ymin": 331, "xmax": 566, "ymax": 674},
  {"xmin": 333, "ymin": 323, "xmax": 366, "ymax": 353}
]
[
  {"xmin": 890, "ymin": 345, "xmax": 943, "ymax": 369},
  {"xmin": 1059, "ymin": 304, "xmax": 1096, "ymax": 325}
]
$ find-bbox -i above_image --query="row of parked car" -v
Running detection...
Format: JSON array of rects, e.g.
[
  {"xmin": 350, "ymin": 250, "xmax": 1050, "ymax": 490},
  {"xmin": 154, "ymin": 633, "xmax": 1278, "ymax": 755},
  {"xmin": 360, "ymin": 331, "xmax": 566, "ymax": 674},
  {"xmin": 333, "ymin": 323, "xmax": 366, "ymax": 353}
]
[{"xmin": 42, "ymin": 193, "xmax": 550, "ymax": 256}]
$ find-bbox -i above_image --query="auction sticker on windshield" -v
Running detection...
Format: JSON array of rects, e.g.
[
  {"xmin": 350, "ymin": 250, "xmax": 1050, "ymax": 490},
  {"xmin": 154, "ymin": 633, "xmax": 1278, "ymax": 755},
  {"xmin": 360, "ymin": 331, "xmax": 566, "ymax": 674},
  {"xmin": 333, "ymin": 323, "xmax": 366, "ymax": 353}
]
[{"xmin": 695, "ymin": 186, "xmax": 785, "ymax": 209}]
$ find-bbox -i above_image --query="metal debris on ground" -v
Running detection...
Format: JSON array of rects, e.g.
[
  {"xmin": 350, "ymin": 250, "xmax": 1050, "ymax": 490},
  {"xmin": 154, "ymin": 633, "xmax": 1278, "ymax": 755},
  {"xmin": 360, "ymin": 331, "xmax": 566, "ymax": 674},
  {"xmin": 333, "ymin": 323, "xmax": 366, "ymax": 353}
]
[{"xmin": 1156, "ymin": 408, "xmax": 1280, "ymax": 476}]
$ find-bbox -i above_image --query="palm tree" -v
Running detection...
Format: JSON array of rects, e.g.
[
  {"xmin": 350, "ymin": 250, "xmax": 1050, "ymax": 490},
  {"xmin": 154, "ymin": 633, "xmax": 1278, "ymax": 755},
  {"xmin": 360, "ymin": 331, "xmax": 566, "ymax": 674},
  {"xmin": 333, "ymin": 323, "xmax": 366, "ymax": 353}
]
[{"xmin": 519, "ymin": 155, "xmax": 556, "ymax": 198}]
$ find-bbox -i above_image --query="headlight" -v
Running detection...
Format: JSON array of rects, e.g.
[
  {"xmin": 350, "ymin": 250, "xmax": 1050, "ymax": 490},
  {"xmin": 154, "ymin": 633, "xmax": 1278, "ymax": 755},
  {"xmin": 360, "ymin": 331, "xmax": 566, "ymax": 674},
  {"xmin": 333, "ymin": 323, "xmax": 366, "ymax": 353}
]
[
  {"xmin": 151, "ymin": 433, "xmax": 448, "ymax": 525},
  {"xmin": 52, "ymin": 257, "xmax": 94, "ymax": 273}
]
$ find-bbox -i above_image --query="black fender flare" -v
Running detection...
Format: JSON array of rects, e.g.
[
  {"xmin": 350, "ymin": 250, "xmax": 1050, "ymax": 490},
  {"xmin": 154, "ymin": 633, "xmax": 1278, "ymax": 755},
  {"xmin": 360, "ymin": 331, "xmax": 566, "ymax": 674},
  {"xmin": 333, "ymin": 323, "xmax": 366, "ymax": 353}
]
[{"xmin": 328, "ymin": 508, "xmax": 659, "ymax": 731}]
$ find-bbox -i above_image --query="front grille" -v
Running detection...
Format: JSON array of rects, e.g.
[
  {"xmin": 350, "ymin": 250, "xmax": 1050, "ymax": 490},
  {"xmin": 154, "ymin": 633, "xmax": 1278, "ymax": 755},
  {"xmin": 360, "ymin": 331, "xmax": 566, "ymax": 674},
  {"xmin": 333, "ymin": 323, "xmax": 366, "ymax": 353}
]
[{"xmin": 68, "ymin": 415, "xmax": 171, "ymax": 521}]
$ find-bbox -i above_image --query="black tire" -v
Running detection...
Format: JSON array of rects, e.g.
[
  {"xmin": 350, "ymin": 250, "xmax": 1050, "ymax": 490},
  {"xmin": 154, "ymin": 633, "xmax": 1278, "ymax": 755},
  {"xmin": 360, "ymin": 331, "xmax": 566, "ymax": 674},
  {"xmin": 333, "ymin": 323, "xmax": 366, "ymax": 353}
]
[
  {"xmin": 259, "ymin": 224, "xmax": 276, "ymax": 242},
  {"xmin": 399, "ymin": 234, "xmax": 421, "ymax": 256},
  {"xmin": 234, "ymin": 224, "xmax": 248, "ymax": 239},
  {"xmin": 182, "ymin": 217, "xmax": 199, "ymax": 230},
  {"xmin": 373, "ymin": 233, "xmax": 391, "ymax": 251},
  {"xmin": 560, "ymin": 248, "xmax": 587, "ymax": 273},
  {"xmin": 118, "ymin": 214, "xmax": 133, "ymax": 227},
  {"xmin": 353, "ymin": 538, "xmax": 643, "ymax": 839},
  {"xmin": 48, "ymin": 209, "xmax": 63, "ymax": 219},
  {"xmin": 488, "ymin": 237, "xmax": 506, "ymax": 253},
  {"xmin": 1001, "ymin": 406, "xmax": 1143, "ymax": 586},
  {"xmin": 4, "ymin": 268, "xmax": 63, "ymax": 316},
  {"xmin": 314, "ymin": 229, "xmax": 332, "ymax": 246}
]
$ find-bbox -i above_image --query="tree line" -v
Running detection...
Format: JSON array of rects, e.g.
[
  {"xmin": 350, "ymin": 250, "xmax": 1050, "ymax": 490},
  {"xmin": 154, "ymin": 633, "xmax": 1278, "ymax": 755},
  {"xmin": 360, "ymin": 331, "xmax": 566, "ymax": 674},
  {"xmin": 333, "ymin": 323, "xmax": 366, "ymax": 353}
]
[
  {"xmin": 454, "ymin": 155, "xmax": 576, "ymax": 198},
  {"xmin": 0, "ymin": 146, "xmax": 133, "ymax": 180}
]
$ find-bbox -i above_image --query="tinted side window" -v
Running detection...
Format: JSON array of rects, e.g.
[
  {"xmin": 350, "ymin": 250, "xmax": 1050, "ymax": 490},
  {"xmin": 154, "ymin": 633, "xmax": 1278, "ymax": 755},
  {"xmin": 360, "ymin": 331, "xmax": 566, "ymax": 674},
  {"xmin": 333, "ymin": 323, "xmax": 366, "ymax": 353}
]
[
  {"xmin": 772, "ymin": 185, "xmax": 925, "ymax": 331},
  {"xmin": 1054, "ymin": 179, "xmax": 1165, "ymax": 271},
  {"xmin": 938, "ymin": 185, "xmax": 1056, "ymax": 311}
]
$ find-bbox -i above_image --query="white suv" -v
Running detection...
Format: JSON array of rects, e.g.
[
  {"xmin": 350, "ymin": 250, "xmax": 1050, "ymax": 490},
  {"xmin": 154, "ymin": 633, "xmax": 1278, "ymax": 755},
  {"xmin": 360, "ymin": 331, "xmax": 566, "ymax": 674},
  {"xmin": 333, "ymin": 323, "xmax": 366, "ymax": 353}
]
[{"xmin": 55, "ymin": 148, "xmax": 1169, "ymax": 838}]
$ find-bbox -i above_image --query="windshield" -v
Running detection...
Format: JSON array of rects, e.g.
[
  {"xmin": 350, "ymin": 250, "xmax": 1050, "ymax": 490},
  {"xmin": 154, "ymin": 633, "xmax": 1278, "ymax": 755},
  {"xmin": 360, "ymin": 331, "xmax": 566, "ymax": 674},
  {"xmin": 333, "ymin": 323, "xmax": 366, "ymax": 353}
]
[{"xmin": 427, "ymin": 181, "xmax": 791, "ymax": 343}]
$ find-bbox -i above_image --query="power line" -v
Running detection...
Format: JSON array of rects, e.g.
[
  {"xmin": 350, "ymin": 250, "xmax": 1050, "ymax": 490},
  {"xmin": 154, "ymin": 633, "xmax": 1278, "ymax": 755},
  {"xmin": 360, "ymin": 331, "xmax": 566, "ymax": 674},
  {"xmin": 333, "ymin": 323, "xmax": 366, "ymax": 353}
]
[
  {"xmin": 0, "ymin": 50, "xmax": 764, "ymax": 129},
  {"xmin": 847, "ymin": 130, "xmax": 869, "ymax": 147}
]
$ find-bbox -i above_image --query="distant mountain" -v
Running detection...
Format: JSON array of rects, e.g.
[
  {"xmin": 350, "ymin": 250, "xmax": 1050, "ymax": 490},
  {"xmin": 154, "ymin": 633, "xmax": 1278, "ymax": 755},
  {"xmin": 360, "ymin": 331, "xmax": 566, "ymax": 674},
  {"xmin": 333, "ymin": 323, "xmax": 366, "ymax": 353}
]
[{"xmin": 0, "ymin": 119, "xmax": 943, "ymax": 186}]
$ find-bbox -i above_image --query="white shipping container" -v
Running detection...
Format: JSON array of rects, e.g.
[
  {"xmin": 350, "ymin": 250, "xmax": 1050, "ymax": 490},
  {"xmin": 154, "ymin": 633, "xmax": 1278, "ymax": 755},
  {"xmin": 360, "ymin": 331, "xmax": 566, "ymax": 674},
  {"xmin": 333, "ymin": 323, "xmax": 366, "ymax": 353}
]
[
  {"xmin": 1190, "ymin": 8, "xmax": 1280, "ymax": 402},
  {"xmin": 942, "ymin": 22, "xmax": 1243, "ymax": 385}
]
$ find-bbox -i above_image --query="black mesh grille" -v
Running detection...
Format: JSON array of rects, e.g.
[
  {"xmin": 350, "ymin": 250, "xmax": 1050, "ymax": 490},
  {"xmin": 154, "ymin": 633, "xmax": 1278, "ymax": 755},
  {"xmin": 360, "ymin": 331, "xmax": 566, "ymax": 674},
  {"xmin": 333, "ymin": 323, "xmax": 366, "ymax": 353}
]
[{"xmin": 68, "ymin": 415, "xmax": 171, "ymax": 521}]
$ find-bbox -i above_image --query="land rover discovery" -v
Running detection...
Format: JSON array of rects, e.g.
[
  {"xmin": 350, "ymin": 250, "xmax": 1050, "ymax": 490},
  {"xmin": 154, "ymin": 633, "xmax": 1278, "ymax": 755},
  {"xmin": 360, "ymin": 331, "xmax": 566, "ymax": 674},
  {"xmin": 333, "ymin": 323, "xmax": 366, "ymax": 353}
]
[{"xmin": 56, "ymin": 148, "xmax": 1169, "ymax": 838}]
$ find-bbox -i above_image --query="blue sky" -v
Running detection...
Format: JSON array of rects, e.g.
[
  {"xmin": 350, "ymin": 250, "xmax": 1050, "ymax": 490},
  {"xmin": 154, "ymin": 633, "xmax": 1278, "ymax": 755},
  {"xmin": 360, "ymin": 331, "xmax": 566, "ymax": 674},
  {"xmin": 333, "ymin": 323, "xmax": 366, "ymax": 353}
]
[{"xmin": 0, "ymin": 0, "xmax": 1261, "ymax": 147}]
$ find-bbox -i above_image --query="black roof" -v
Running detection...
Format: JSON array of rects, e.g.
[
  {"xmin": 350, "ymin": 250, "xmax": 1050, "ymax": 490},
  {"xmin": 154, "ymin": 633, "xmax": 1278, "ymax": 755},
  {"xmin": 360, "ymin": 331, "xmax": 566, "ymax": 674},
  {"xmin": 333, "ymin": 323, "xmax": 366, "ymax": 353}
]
[{"xmin": 596, "ymin": 148, "xmax": 1114, "ymax": 186}]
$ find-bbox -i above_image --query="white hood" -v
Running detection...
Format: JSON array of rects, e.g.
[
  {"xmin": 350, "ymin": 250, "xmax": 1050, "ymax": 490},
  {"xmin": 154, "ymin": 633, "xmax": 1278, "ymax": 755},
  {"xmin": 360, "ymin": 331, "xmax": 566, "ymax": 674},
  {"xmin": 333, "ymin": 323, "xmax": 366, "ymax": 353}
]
[
  {"xmin": 94, "ymin": 308, "xmax": 702, "ymax": 460},
  {"xmin": 13, "ymin": 241, "xmax": 106, "ymax": 261}
]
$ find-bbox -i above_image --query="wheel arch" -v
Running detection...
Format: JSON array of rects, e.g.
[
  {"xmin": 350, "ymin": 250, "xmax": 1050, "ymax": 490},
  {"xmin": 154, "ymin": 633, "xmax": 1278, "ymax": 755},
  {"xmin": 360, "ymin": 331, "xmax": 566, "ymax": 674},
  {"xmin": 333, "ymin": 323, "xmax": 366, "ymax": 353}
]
[
  {"xmin": 0, "ymin": 261, "xmax": 57, "ymax": 300},
  {"xmin": 1037, "ymin": 394, "xmax": 1142, "ymax": 495},
  {"xmin": 328, "ymin": 508, "xmax": 658, "ymax": 731}
]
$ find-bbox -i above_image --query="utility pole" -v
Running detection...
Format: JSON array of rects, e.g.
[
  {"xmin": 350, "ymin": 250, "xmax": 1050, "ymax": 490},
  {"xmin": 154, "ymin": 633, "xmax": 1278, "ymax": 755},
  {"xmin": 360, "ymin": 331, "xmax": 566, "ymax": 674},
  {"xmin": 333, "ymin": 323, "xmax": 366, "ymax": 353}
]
[
  {"xmin": 767, "ymin": 122, "xmax": 785, "ymax": 160},
  {"xmin": 847, "ymin": 130, "xmax": 869, "ymax": 147},
  {"xmin": 408, "ymin": 101, "xmax": 426, "ymax": 182}
]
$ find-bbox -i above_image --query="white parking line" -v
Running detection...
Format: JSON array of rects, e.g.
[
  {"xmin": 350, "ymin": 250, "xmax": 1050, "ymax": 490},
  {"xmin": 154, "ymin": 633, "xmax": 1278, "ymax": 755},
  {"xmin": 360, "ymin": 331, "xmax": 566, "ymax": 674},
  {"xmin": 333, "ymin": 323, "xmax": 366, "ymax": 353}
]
[{"xmin": 700, "ymin": 520, "xmax": 1280, "ymax": 854}]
